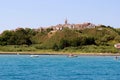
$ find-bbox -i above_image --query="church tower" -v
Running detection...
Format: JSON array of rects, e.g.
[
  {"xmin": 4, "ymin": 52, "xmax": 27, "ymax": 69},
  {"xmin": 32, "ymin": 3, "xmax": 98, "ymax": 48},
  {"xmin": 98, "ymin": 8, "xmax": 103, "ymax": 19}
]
[{"xmin": 65, "ymin": 18, "xmax": 68, "ymax": 24}]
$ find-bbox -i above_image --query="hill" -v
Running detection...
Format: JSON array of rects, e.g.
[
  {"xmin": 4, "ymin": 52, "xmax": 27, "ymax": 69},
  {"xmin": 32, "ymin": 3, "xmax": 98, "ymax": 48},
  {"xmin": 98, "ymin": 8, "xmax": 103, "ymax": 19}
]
[
  {"xmin": 0, "ymin": 24, "xmax": 120, "ymax": 53},
  {"xmin": 35, "ymin": 25, "xmax": 119, "ymax": 52}
]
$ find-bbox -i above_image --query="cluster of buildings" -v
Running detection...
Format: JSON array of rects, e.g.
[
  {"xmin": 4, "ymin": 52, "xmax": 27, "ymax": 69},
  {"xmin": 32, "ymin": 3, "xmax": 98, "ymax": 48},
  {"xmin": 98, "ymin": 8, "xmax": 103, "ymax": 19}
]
[
  {"xmin": 38, "ymin": 19, "xmax": 96, "ymax": 32},
  {"xmin": 50, "ymin": 19, "xmax": 96, "ymax": 31}
]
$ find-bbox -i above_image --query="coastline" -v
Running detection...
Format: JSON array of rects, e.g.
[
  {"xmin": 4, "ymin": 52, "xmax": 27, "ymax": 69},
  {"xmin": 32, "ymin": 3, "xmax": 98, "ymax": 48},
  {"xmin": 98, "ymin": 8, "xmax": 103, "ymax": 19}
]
[{"xmin": 0, "ymin": 52, "xmax": 120, "ymax": 56}]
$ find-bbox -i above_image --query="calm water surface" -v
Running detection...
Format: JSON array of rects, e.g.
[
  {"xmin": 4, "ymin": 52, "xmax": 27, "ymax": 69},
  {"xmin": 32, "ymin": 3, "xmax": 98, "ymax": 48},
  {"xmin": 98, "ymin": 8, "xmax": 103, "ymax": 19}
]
[{"xmin": 0, "ymin": 55, "xmax": 120, "ymax": 80}]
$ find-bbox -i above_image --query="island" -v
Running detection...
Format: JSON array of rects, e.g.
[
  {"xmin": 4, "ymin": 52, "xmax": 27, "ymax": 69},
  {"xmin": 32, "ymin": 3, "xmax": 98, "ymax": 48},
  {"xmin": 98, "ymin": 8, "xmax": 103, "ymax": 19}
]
[{"xmin": 0, "ymin": 20, "xmax": 120, "ymax": 55}]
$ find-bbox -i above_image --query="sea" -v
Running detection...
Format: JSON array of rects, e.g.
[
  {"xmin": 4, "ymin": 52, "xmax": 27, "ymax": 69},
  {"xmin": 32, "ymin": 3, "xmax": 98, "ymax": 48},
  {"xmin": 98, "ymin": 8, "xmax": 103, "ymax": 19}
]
[{"xmin": 0, "ymin": 55, "xmax": 120, "ymax": 80}]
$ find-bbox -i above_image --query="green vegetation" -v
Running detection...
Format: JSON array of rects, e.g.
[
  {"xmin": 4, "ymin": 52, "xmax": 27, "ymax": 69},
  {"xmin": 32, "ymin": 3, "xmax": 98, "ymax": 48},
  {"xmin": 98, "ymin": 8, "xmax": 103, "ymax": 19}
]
[{"xmin": 0, "ymin": 25, "xmax": 120, "ymax": 53}]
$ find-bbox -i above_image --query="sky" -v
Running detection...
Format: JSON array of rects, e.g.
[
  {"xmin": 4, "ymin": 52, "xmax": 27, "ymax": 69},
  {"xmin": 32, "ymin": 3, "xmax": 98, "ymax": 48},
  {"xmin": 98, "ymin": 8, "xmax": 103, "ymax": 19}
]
[{"xmin": 0, "ymin": 0, "xmax": 120, "ymax": 33}]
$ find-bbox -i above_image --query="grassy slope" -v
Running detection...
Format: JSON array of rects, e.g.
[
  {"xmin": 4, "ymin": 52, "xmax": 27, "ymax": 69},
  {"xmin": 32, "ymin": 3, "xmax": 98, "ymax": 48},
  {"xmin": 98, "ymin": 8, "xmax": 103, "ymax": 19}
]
[{"xmin": 0, "ymin": 26, "xmax": 120, "ymax": 54}]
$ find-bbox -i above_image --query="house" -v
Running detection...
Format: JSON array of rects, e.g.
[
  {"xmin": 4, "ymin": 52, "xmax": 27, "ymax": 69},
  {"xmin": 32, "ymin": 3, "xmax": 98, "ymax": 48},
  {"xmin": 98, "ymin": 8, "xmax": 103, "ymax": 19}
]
[{"xmin": 49, "ymin": 19, "xmax": 96, "ymax": 31}]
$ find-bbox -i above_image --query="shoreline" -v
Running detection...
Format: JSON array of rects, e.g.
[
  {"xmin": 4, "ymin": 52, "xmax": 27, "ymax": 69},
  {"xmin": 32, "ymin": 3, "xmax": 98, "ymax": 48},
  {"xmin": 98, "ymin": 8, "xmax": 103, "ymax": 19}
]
[{"xmin": 0, "ymin": 52, "xmax": 120, "ymax": 56}]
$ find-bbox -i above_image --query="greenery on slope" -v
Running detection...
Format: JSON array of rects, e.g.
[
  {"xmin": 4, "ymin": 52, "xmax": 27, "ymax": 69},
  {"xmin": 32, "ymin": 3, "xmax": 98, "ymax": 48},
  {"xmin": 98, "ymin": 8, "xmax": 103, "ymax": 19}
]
[{"xmin": 0, "ymin": 25, "xmax": 120, "ymax": 53}]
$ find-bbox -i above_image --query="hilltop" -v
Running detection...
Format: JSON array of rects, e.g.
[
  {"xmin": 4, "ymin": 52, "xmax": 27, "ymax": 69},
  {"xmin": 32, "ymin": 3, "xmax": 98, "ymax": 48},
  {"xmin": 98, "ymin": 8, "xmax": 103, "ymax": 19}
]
[{"xmin": 0, "ymin": 20, "xmax": 120, "ymax": 53}]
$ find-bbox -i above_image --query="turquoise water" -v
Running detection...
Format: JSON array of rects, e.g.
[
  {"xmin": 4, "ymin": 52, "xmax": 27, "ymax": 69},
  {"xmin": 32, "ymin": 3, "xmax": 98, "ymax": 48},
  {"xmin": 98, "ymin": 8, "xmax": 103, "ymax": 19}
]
[{"xmin": 0, "ymin": 55, "xmax": 120, "ymax": 80}]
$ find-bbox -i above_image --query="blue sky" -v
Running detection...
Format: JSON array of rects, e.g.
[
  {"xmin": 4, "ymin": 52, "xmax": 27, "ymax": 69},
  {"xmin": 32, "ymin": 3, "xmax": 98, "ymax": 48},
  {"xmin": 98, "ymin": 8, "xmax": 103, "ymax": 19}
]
[{"xmin": 0, "ymin": 0, "xmax": 120, "ymax": 33}]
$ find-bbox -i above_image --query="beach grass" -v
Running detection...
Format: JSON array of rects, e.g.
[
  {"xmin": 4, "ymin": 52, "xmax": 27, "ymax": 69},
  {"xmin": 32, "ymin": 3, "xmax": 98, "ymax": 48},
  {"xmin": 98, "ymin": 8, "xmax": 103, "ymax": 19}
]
[{"xmin": 0, "ymin": 45, "xmax": 119, "ymax": 55}]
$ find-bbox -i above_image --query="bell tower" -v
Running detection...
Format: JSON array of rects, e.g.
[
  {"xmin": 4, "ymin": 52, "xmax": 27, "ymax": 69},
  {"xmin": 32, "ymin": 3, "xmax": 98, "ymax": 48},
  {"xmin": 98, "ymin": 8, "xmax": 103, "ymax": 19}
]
[{"xmin": 65, "ymin": 18, "xmax": 68, "ymax": 24}]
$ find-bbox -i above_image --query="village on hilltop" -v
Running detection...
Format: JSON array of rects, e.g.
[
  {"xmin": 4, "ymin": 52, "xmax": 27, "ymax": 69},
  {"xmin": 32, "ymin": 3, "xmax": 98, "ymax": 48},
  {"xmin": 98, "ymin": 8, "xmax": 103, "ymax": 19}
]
[
  {"xmin": 51, "ymin": 19, "xmax": 96, "ymax": 30},
  {"xmin": 38, "ymin": 19, "xmax": 96, "ymax": 32}
]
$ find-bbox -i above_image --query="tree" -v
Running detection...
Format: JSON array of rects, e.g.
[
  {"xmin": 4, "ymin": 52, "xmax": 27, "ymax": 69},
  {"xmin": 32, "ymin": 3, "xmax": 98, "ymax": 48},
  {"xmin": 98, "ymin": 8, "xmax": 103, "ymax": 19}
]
[
  {"xmin": 0, "ymin": 30, "xmax": 15, "ymax": 45},
  {"xmin": 58, "ymin": 39, "xmax": 70, "ymax": 49},
  {"xmin": 52, "ymin": 43, "xmax": 59, "ymax": 51},
  {"xmin": 70, "ymin": 37, "xmax": 81, "ymax": 47},
  {"xmin": 13, "ymin": 28, "xmax": 33, "ymax": 45}
]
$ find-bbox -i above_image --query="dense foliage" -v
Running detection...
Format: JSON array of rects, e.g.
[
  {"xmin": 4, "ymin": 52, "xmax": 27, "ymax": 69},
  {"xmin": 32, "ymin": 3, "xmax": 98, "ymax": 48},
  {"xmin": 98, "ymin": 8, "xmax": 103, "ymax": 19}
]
[
  {"xmin": 0, "ymin": 28, "xmax": 37, "ymax": 45},
  {"xmin": 0, "ymin": 25, "xmax": 120, "ymax": 53}
]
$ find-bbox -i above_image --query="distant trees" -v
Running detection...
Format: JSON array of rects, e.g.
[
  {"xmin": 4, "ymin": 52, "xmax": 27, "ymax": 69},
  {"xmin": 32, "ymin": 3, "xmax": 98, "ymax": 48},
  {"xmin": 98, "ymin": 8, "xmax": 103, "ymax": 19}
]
[
  {"xmin": 59, "ymin": 39, "xmax": 70, "ymax": 49},
  {"xmin": 35, "ymin": 26, "xmax": 120, "ymax": 50},
  {"xmin": 52, "ymin": 43, "xmax": 59, "ymax": 51},
  {"xmin": 0, "ymin": 25, "xmax": 120, "ymax": 50},
  {"xmin": 0, "ymin": 30, "xmax": 14, "ymax": 45},
  {"xmin": 52, "ymin": 36, "xmax": 95, "ymax": 50},
  {"xmin": 0, "ymin": 28, "xmax": 37, "ymax": 46}
]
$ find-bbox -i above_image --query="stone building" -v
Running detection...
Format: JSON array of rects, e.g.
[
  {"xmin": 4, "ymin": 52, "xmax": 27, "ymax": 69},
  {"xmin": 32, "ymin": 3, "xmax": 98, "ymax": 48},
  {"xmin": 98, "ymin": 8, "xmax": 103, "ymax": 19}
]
[{"xmin": 51, "ymin": 19, "xmax": 96, "ymax": 31}]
